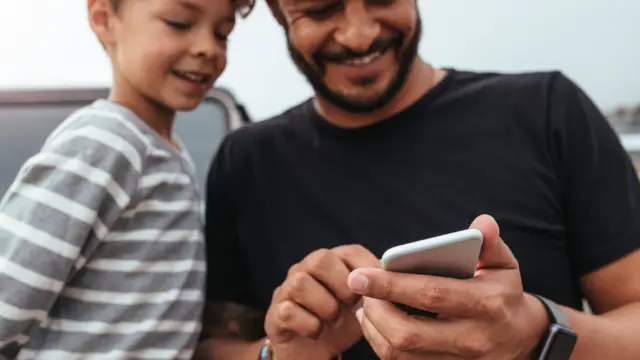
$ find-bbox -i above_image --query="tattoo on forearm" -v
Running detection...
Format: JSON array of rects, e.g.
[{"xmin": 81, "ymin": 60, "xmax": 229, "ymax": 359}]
[{"xmin": 202, "ymin": 301, "xmax": 266, "ymax": 341}]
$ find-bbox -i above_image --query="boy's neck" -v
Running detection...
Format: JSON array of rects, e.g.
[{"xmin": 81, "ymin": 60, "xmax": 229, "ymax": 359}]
[{"xmin": 109, "ymin": 80, "xmax": 177, "ymax": 147}]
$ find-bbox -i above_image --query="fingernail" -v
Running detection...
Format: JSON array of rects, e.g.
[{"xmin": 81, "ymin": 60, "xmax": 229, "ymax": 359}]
[
  {"xmin": 348, "ymin": 271, "xmax": 369, "ymax": 293},
  {"xmin": 332, "ymin": 315, "xmax": 344, "ymax": 328},
  {"xmin": 355, "ymin": 307, "xmax": 364, "ymax": 323},
  {"xmin": 350, "ymin": 298, "xmax": 363, "ymax": 314}
]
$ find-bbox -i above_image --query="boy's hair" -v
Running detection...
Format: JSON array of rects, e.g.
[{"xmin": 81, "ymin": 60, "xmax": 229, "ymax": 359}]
[{"xmin": 109, "ymin": 0, "xmax": 122, "ymax": 12}]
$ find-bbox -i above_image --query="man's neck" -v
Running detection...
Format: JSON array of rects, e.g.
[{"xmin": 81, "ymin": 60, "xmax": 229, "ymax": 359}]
[{"xmin": 313, "ymin": 59, "xmax": 444, "ymax": 129}]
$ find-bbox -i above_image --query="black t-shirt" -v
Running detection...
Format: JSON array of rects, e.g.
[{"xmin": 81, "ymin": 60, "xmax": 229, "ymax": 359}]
[{"xmin": 205, "ymin": 69, "xmax": 640, "ymax": 359}]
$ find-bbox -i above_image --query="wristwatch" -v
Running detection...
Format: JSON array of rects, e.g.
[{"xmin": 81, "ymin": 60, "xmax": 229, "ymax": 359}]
[
  {"xmin": 532, "ymin": 294, "xmax": 578, "ymax": 360},
  {"xmin": 258, "ymin": 339, "xmax": 342, "ymax": 360}
]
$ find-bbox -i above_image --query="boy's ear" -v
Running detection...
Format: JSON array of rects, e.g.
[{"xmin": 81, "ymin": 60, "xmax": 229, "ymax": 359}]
[{"xmin": 88, "ymin": 0, "xmax": 117, "ymax": 49}]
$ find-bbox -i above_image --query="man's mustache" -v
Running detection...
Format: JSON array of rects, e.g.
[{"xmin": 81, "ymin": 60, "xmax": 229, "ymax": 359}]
[{"xmin": 315, "ymin": 34, "xmax": 402, "ymax": 63}]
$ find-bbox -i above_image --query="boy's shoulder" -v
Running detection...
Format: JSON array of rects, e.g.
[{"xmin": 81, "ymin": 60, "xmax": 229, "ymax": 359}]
[{"xmin": 43, "ymin": 100, "xmax": 153, "ymax": 157}]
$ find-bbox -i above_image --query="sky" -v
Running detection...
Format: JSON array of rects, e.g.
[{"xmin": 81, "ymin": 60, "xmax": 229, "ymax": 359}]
[{"xmin": 0, "ymin": 0, "xmax": 638, "ymax": 120}]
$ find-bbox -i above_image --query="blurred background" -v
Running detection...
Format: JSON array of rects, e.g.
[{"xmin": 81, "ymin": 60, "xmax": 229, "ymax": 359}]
[{"xmin": 1, "ymin": 0, "xmax": 638, "ymax": 189}]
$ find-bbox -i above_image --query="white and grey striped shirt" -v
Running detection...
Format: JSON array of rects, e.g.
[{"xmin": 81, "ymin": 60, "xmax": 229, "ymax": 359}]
[{"xmin": 0, "ymin": 99, "xmax": 206, "ymax": 359}]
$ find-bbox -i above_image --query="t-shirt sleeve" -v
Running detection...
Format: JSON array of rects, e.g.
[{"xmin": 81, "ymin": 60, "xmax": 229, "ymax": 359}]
[
  {"xmin": 549, "ymin": 72, "xmax": 640, "ymax": 278},
  {"xmin": 0, "ymin": 121, "xmax": 140, "ymax": 356},
  {"xmin": 204, "ymin": 135, "xmax": 257, "ymax": 307}
]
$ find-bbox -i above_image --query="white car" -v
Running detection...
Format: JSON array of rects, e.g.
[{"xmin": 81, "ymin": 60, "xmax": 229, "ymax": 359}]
[{"xmin": 0, "ymin": 87, "xmax": 250, "ymax": 196}]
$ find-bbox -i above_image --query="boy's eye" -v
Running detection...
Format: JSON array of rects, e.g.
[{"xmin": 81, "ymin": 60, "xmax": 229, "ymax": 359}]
[
  {"xmin": 164, "ymin": 19, "xmax": 191, "ymax": 30},
  {"xmin": 215, "ymin": 33, "xmax": 229, "ymax": 41}
]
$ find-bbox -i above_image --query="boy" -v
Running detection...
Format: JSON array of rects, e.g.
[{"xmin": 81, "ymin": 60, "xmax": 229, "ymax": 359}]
[{"xmin": 0, "ymin": 0, "xmax": 253, "ymax": 358}]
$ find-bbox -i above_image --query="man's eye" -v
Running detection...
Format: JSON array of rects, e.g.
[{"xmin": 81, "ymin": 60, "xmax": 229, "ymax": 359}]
[
  {"xmin": 303, "ymin": 3, "xmax": 342, "ymax": 19},
  {"xmin": 215, "ymin": 33, "xmax": 229, "ymax": 42},
  {"xmin": 164, "ymin": 19, "xmax": 191, "ymax": 30},
  {"xmin": 368, "ymin": 0, "xmax": 395, "ymax": 6}
]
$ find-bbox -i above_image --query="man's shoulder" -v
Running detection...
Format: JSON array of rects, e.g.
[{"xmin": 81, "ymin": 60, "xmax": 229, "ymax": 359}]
[
  {"xmin": 222, "ymin": 99, "xmax": 310, "ymax": 149},
  {"xmin": 449, "ymin": 68, "xmax": 574, "ymax": 96}
]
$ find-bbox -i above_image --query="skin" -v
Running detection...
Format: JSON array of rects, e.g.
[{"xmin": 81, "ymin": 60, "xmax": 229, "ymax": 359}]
[
  {"xmin": 347, "ymin": 216, "xmax": 640, "ymax": 360},
  {"xmin": 87, "ymin": 0, "xmax": 236, "ymax": 143},
  {"xmin": 277, "ymin": 0, "xmax": 443, "ymax": 128},
  {"xmin": 198, "ymin": 0, "xmax": 640, "ymax": 359},
  {"xmin": 195, "ymin": 245, "xmax": 379, "ymax": 360}
]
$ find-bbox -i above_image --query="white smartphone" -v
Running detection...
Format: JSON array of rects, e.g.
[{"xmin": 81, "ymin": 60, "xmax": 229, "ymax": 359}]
[{"xmin": 380, "ymin": 229, "xmax": 484, "ymax": 316}]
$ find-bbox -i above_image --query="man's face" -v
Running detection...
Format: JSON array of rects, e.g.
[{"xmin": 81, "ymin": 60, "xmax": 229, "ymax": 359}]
[{"xmin": 280, "ymin": 0, "xmax": 421, "ymax": 113}]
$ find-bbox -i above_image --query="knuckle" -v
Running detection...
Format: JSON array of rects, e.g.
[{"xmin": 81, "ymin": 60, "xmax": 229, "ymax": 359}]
[
  {"xmin": 417, "ymin": 283, "xmax": 448, "ymax": 309},
  {"xmin": 380, "ymin": 346, "xmax": 400, "ymax": 360},
  {"xmin": 306, "ymin": 248, "xmax": 332, "ymax": 271},
  {"xmin": 481, "ymin": 293, "xmax": 508, "ymax": 318},
  {"xmin": 320, "ymin": 299, "xmax": 341, "ymax": 322},
  {"xmin": 275, "ymin": 301, "xmax": 297, "ymax": 326},
  {"xmin": 286, "ymin": 272, "xmax": 310, "ymax": 297},
  {"xmin": 271, "ymin": 286, "xmax": 281, "ymax": 302},
  {"xmin": 286, "ymin": 263, "xmax": 301, "ymax": 277},
  {"xmin": 457, "ymin": 333, "xmax": 492, "ymax": 357},
  {"xmin": 388, "ymin": 328, "xmax": 421, "ymax": 352},
  {"xmin": 336, "ymin": 244, "xmax": 365, "ymax": 257},
  {"xmin": 303, "ymin": 318, "xmax": 323, "ymax": 339}
]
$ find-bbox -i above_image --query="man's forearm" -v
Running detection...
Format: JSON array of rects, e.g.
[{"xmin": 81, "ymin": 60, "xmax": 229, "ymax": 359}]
[
  {"xmin": 567, "ymin": 302, "xmax": 640, "ymax": 359},
  {"xmin": 194, "ymin": 337, "xmax": 264, "ymax": 360},
  {"xmin": 196, "ymin": 301, "xmax": 267, "ymax": 360}
]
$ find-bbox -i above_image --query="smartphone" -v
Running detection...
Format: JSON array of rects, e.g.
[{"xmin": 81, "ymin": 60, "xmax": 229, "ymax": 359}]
[{"xmin": 380, "ymin": 229, "xmax": 484, "ymax": 317}]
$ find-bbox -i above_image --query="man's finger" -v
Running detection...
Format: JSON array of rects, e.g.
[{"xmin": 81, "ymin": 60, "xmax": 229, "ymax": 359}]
[
  {"xmin": 363, "ymin": 298, "xmax": 494, "ymax": 359},
  {"xmin": 265, "ymin": 300, "xmax": 322, "ymax": 341},
  {"xmin": 281, "ymin": 271, "xmax": 343, "ymax": 326},
  {"xmin": 301, "ymin": 249, "xmax": 359, "ymax": 307},
  {"xmin": 362, "ymin": 297, "xmax": 457, "ymax": 354},
  {"xmin": 470, "ymin": 214, "xmax": 518, "ymax": 270},
  {"xmin": 348, "ymin": 268, "xmax": 484, "ymax": 317},
  {"xmin": 356, "ymin": 306, "xmax": 395, "ymax": 360},
  {"xmin": 332, "ymin": 244, "xmax": 380, "ymax": 270}
]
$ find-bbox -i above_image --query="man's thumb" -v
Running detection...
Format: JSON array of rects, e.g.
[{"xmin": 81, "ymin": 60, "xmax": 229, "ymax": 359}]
[{"xmin": 471, "ymin": 214, "xmax": 518, "ymax": 270}]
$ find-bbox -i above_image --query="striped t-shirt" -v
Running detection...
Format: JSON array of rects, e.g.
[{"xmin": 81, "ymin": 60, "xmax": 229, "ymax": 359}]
[{"xmin": 0, "ymin": 99, "xmax": 206, "ymax": 359}]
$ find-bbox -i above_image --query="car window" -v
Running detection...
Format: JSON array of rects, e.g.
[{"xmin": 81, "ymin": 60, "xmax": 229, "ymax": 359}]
[{"xmin": 0, "ymin": 91, "xmax": 232, "ymax": 197}]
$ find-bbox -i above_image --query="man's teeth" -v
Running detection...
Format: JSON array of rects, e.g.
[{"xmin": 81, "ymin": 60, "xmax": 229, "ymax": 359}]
[
  {"xmin": 343, "ymin": 51, "xmax": 382, "ymax": 66},
  {"xmin": 175, "ymin": 71, "xmax": 208, "ymax": 83}
]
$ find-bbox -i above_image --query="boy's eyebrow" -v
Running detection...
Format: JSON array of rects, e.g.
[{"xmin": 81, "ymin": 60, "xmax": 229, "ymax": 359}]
[
  {"xmin": 176, "ymin": 0, "xmax": 240, "ymax": 21},
  {"xmin": 176, "ymin": 0, "xmax": 201, "ymax": 12}
]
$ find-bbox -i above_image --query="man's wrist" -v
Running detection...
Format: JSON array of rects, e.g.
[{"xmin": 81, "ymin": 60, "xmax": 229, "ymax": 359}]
[
  {"xmin": 263, "ymin": 339, "xmax": 341, "ymax": 360},
  {"xmin": 522, "ymin": 293, "xmax": 551, "ymax": 357}
]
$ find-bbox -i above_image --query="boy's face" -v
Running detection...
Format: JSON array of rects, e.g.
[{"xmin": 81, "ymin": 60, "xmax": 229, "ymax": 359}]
[{"xmin": 93, "ymin": 0, "xmax": 236, "ymax": 111}]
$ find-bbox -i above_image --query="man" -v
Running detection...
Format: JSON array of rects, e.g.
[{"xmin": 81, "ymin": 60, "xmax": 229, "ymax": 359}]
[{"xmin": 195, "ymin": 0, "xmax": 640, "ymax": 359}]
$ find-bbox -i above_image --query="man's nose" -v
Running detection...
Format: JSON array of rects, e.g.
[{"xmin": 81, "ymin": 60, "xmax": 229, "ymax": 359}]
[{"xmin": 333, "ymin": 4, "xmax": 381, "ymax": 53}]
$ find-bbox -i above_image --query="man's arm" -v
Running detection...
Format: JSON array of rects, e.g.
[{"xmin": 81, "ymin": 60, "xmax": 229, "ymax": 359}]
[
  {"xmin": 554, "ymin": 250, "xmax": 640, "ymax": 359},
  {"xmin": 194, "ymin": 301, "xmax": 266, "ymax": 360},
  {"xmin": 541, "ymin": 72, "xmax": 640, "ymax": 358},
  {"xmin": 196, "ymin": 134, "xmax": 266, "ymax": 360}
]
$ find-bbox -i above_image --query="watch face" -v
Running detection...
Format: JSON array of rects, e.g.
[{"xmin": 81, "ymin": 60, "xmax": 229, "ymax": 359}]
[{"xmin": 542, "ymin": 325, "xmax": 578, "ymax": 360}]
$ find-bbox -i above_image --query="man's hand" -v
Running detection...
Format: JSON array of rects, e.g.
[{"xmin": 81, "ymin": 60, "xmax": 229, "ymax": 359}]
[
  {"xmin": 264, "ymin": 244, "xmax": 379, "ymax": 360},
  {"xmin": 347, "ymin": 214, "xmax": 549, "ymax": 359}
]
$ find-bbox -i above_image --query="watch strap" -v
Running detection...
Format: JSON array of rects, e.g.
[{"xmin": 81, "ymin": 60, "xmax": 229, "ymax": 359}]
[
  {"xmin": 259, "ymin": 339, "xmax": 342, "ymax": 360},
  {"xmin": 533, "ymin": 294, "xmax": 571, "ymax": 328}
]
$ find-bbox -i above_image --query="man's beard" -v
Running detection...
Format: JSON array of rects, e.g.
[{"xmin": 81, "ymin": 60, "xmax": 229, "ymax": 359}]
[{"xmin": 287, "ymin": 17, "xmax": 422, "ymax": 114}]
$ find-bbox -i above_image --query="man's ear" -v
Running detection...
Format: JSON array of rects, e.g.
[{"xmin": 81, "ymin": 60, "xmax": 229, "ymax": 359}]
[{"xmin": 88, "ymin": 0, "xmax": 117, "ymax": 49}]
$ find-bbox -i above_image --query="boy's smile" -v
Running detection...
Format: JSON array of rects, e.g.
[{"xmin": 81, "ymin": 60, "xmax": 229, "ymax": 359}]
[{"xmin": 90, "ymin": 0, "xmax": 242, "ymax": 127}]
